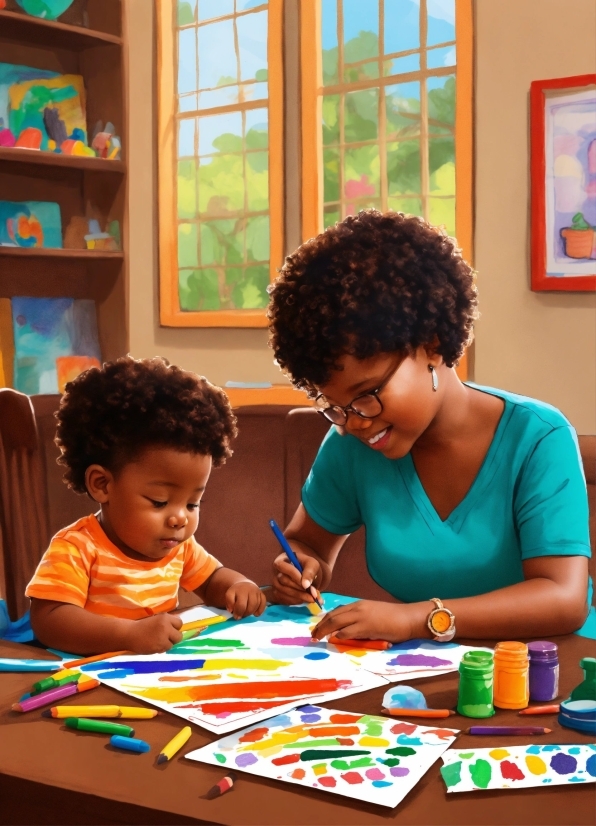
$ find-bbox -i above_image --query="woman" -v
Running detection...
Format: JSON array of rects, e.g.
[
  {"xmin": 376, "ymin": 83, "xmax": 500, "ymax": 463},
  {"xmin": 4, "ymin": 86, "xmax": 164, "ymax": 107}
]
[{"xmin": 267, "ymin": 210, "xmax": 591, "ymax": 642}]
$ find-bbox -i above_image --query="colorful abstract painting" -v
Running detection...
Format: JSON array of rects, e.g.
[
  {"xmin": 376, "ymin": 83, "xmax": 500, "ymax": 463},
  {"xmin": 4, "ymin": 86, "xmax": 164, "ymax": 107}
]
[
  {"xmin": 441, "ymin": 744, "xmax": 596, "ymax": 792},
  {"xmin": 11, "ymin": 297, "xmax": 101, "ymax": 394},
  {"xmin": 187, "ymin": 705, "xmax": 459, "ymax": 808},
  {"xmin": 0, "ymin": 201, "xmax": 62, "ymax": 248}
]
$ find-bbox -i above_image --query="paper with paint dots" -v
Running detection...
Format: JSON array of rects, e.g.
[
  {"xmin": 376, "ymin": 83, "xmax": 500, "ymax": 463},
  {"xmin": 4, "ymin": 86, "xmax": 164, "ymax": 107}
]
[
  {"xmin": 440, "ymin": 744, "xmax": 596, "ymax": 792},
  {"xmin": 186, "ymin": 705, "xmax": 459, "ymax": 808}
]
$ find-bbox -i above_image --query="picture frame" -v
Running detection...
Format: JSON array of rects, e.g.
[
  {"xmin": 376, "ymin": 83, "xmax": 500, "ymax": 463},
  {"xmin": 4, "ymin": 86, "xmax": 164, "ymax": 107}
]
[{"xmin": 530, "ymin": 74, "xmax": 596, "ymax": 292}]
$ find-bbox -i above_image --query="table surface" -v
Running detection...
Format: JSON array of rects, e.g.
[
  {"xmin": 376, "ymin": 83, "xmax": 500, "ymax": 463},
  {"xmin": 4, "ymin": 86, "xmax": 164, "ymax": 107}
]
[{"xmin": 1, "ymin": 634, "xmax": 595, "ymax": 826}]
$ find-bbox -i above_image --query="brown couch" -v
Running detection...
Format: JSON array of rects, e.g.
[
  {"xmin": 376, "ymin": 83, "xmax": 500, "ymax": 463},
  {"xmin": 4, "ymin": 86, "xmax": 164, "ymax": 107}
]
[{"xmin": 0, "ymin": 388, "xmax": 594, "ymax": 621}]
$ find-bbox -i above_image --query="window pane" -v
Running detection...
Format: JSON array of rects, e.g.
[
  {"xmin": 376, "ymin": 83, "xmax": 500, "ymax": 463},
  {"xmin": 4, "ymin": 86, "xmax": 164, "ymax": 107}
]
[
  {"xmin": 324, "ymin": 205, "xmax": 340, "ymax": 228},
  {"xmin": 426, "ymin": 0, "xmax": 455, "ymax": 46},
  {"xmin": 427, "ymin": 44, "xmax": 456, "ymax": 69},
  {"xmin": 198, "ymin": 0, "xmax": 233, "ymax": 21},
  {"xmin": 387, "ymin": 140, "xmax": 421, "ymax": 195},
  {"xmin": 429, "ymin": 136, "xmax": 455, "ymax": 191},
  {"xmin": 178, "ymin": 0, "xmax": 197, "ymax": 26},
  {"xmin": 233, "ymin": 265, "xmax": 269, "ymax": 309},
  {"xmin": 343, "ymin": 0, "xmax": 379, "ymax": 57},
  {"xmin": 198, "ymin": 19, "xmax": 237, "ymax": 89},
  {"xmin": 344, "ymin": 60, "xmax": 379, "ymax": 83},
  {"xmin": 237, "ymin": 11, "xmax": 268, "ymax": 81},
  {"xmin": 179, "ymin": 268, "xmax": 220, "ymax": 311},
  {"xmin": 178, "ymin": 118, "xmax": 195, "ymax": 157},
  {"xmin": 198, "ymin": 111, "xmax": 242, "ymax": 155},
  {"xmin": 179, "ymin": 93, "xmax": 198, "ymax": 113},
  {"xmin": 246, "ymin": 151, "xmax": 269, "ymax": 210},
  {"xmin": 198, "ymin": 155, "xmax": 244, "ymax": 214},
  {"xmin": 246, "ymin": 215, "xmax": 269, "ymax": 261},
  {"xmin": 322, "ymin": 0, "xmax": 338, "ymax": 86},
  {"xmin": 322, "ymin": 95, "xmax": 340, "ymax": 146},
  {"xmin": 237, "ymin": 0, "xmax": 268, "ymax": 10},
  {"xmin": 198, "ymin": 85, "xmax": 239, "ymax": 109},
  {"xmin": 323, "ymin": 147, "xmax": 340, "ymax": 202},
  {"xmin": 384, "ymin": 0, "xmax": 419, "ymax": 53},
  {"xmin": 429, "ymin": 197, "xmax": 455, "ymax": 234},
  {"xmin": 178, "ymin": 223, "xmax": 199, "ymax": 267},
  {"xmin": 386, "ymin": 82, "xmax": 420, "ymax": 140},
  {"xmin": 200, "ymin": 220, "xmax": 243, "ymax": 265},
  {"xmin": 385, "ymin": 52, "xmax": 420, "ymax": 76},
  {"xmin": 178, "ymin": 28, "xmax": 197, "ymax": 94},
  {"xmin": 178, "ymin": 160, "xmax": 198, "ymax": 218},
  {"xmin": 388, "ymin": 196, "xmax": 422, "ymax": 216},
  {"xmin": 344, "ymin": 89, "xmax": 378, "ymax": 143},
  {"xmin": 428, "ymin": 75, "xmax": 455, "ymax": 128},
  {"xmin": 246, "ymin": 108, "xmax": 268, "ymax": 149},
  {"xmin": 344, "ymin": 145, "xmax": 380, "ymax": 206}
]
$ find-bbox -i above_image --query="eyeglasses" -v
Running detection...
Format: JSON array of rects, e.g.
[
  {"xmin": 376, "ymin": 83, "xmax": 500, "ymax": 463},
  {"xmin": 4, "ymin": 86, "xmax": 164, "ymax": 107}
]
[{"xmin": 314, "ymin": 359, "xmax": 403, "ymax": 426}]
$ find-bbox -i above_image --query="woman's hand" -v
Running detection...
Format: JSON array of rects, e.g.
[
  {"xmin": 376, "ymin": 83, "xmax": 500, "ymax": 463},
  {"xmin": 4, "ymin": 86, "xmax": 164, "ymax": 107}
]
[
  {"xmin": 225, "ymin": 580, "xmax": 267, "ymax": 620},
  {"xmin": 311, "ymin": 599, "xmax": 417, "ymax": 643},
  {"xmin": 270, "ymin": 548, "xmax": 323, "ymax": 605}
]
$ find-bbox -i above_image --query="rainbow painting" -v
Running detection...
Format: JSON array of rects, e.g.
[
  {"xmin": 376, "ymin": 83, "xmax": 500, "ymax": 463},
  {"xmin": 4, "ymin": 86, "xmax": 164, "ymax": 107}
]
[
  {"xmin": 441, "ymin": 744, "xmax": 596, "ymax": 791},
  {"xmin": 186, "ymin": 705, "xmax": 459, "ymax": 808}
]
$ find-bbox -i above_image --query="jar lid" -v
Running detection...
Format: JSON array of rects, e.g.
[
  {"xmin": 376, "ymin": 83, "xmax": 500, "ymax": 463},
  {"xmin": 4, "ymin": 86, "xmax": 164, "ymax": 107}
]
[
  {"xmin": 527, "ymin": 640, "xmax": 558, "ymax": 660},
  {"xmin": 495, "ymin": 641, "xmax": 528, "ymax": 657}
]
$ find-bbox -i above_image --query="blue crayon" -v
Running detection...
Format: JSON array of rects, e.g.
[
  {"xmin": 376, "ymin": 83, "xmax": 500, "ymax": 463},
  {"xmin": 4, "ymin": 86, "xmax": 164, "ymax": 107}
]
[
  {"xmin": 0, "ymin": 659, "xmax": 62, "ymax": 673},
  {"xmin": 110, "ymin": 735, "xmax": 150, "ymax": 753}
]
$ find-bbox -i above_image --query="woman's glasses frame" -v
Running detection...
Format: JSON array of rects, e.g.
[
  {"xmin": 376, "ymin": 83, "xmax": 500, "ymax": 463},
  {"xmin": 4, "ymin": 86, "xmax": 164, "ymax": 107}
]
[{"xmin": 314, "ymin": 358, "xmax": 404, "ymax": 426}]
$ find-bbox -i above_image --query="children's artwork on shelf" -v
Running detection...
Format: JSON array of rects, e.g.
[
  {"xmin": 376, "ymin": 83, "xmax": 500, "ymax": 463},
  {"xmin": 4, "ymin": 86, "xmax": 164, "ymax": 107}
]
[
  {"xmin": 10, "ymin": 297, "xmax": 101, "ymax": 394},
  {"xmin": 440, "ymin": 744, "xmax": 596, "ymax": 792},
  {"xmin": 0, "ymin": 201, "xmax": 62, "ymax": 248},
  {"xmin": 63, "ymin": 216, "xmax": 121, "ymax": 251},
  {"xmin": 186, "ymin": 705, "xmax": 459, "ymax": 808},
  {"xmin": 91, "ymin": 121, "xmax": 122, "ymax": 161}
]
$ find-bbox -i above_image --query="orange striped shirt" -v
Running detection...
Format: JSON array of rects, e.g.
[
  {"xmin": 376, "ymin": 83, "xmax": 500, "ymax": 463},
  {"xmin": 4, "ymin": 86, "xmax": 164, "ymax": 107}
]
[{"xmin": 26, "ymin": 514, "xmax": 220, "ymax": 620}]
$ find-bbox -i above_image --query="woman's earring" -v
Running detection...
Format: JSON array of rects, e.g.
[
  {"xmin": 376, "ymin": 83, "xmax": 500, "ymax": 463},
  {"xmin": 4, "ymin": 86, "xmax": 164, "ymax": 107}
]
[{"xmin": 428, "ymin": 365, "xmax": 438, "ymax": 392}]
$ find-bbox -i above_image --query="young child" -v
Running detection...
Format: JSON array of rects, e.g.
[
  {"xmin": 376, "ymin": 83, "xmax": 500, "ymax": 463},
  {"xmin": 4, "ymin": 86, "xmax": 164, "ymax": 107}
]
[{"xmin": 27, "ymin": 356, "xmax": 267, "ymax": 655}]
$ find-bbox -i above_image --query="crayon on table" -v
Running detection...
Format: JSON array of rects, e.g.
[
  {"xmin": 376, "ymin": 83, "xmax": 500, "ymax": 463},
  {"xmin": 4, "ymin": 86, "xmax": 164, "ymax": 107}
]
[
  {"xmin": 65, "ymin": 718, "xmax": 135, "ymax": 737},
  {"xmin": 467, "ymin": 726, "xmax": 552, "ymax": 735},
  {"xmin": 328, "ymin": 635, "xmax": 391, "ymax": 650},
  {"xmin": 180, "ymin": 615, "xmax": 227, "ymax": 633},
  {"xmin": 12, "ymin": 679, "xmax": 100, "ymax": 712},
  {"xmin": 0, "ymin": 658, "xmax": 62, "ymax": 673},
  {"xmin": 180, "ymin": 627, "xmax": 206, "ymax": 641},
  {"xmin": 110, "ymin": 735, "xmax": 151, "ymax": 754},
  {"xmin": 63, "ymin": 650, "xmax": 130, "ymax": 669},
  {"xmin": 519, "ymin": 704, "xmax": 560, "ymax": 715},
  {"xmin": 31, "ymin": 672, "xmax": 80, "ymax": 695},
  {"xmin": 43, "ymin": 705, "xmax": 159, "ymax": 719},
  {"xmin": 156, "ymin": 725, "xmax": 192, "ymax": 764},
  {"xmin": 205, "ymin": 771, "xmax": 237, "ymax": 800},
  {"xmin": 269, "ymin": 519, "xmax": 323, "ymax": 609},
  {"xmin": 384, "ymin": 708, "xmax": 456, "ymax": 718}
]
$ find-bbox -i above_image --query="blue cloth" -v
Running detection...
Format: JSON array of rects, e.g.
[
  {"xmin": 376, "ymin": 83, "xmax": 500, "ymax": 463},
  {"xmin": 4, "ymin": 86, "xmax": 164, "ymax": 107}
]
[
  {"xmin": 0, "ymin": 600, "xmax": 35, "ymax": 643},
  {"xmin": 302, "ymin": 384, "xmax": 594, "ymax": 638}
]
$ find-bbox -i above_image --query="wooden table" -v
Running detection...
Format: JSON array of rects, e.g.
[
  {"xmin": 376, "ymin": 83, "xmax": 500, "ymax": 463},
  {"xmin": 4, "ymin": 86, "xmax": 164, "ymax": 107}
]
[{"xmin": 1, "ymin": 635, "xmax": 594, "ymax": 826}]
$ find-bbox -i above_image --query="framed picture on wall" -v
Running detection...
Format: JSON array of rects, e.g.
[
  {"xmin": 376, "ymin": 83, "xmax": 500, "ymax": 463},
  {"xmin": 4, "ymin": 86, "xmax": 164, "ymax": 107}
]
[{"xmin": 530, "ymin": 74, "xmax": 596, "ymax": 292}]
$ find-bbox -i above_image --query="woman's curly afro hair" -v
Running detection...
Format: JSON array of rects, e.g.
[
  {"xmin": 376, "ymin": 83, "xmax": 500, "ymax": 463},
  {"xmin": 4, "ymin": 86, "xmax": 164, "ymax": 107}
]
[
  {"xmin": 267, "ymin": 210, "xmax": 477, "ymax": 393},
  {"xmin": 55, "ymin": 356, "xmax": 237, "ymax": 494}
]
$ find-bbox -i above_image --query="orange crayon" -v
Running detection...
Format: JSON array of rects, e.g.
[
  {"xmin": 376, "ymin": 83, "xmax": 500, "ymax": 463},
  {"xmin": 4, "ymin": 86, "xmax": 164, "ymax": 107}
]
[
  {"xmin": 328, "ymin": 636, "xmax": 391, "ymax": 651},
  {"xmin": 384, "ymin": 708, "xmax": 456, "ymax": 718},
  {"xmin": 63, "ymin": 651, "xmax": 130, "ymax": 669},
  {"xmin": 519, "ymin": 704, "xmax": 560, "ymax": 715}
]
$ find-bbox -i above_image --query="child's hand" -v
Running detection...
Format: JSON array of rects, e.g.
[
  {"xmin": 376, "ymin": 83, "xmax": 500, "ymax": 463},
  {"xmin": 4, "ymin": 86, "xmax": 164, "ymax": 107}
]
[
  {"xmin": 311, "ymin": 600, "xmax": 413, "ymax": 644},
  {"xmin": 271, "ymin": 548, "xmax": 322, "ymax": 605},
  {"xmin": 127, "ymin": 613, "xmax": 183, "ymax": 654},
  {"xmin": 225, "ymin": 580, "xmax": 267, "ymax": 620}
]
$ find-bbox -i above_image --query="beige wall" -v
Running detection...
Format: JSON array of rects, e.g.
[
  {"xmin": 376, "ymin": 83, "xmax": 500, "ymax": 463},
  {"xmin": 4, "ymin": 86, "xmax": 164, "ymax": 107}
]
[
  {"xmin": 474, "ymin": 0, "xmax": 596, "ymax": 433},
  {"xmin": 126, "ymin": 0, "xmax": 596, "ymax": 430}
]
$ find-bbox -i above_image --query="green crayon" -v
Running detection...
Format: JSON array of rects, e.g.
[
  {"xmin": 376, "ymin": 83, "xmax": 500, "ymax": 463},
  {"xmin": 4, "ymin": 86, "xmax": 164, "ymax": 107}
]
[
  {"xmin": 65, "ymin": 718, "xmax": 135, "ymax": 737},
  {"xmin": 31, "ymin": 673, "xmax": 80, "ymax": 696}
]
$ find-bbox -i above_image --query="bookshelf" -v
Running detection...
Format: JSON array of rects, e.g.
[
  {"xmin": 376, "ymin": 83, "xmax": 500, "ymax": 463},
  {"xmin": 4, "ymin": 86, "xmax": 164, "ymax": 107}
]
[{"xmin": 0, "ymin": 0, "xmax": 127, "ymax": 363}]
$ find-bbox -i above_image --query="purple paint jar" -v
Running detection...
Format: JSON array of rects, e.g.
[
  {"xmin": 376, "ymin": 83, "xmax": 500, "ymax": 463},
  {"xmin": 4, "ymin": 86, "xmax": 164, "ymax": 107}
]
[{"xmin": 528, "ymin": 641, "xmax": 559, "ymax": 702}]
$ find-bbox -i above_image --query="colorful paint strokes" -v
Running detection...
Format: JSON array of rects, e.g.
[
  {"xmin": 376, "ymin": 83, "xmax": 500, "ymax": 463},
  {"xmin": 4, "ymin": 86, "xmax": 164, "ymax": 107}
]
[
  {"xmin": 0, "ymin": 201, "xmax": 62, "ymax": 248},
  {"xmin": 11, "ymin": 297, "xmax": 101, "ymax": 394},
  {"xmin": 440, "ymin": 744, "xmax": 596, "ymax": 792},
  {"xmin": 187, "ymin": 705, "xmax": 459, "ymax": 808}
]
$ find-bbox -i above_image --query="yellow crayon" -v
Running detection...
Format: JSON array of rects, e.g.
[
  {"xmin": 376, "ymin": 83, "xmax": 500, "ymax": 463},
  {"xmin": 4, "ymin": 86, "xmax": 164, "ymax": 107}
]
[
  {"xmin": 156, "ymin": 725, "xmax": 192, "ymax": 764},
  {"xmin": 51, "ymin": 668, "xmax": 81, "ymax": 682},
  {"xmin": 180, "ymin": 615, "xmax": 227, "ymax": 633},
  {"xmin": 43, "ymin": 705, "xmax": 160, "ymax": 719}
]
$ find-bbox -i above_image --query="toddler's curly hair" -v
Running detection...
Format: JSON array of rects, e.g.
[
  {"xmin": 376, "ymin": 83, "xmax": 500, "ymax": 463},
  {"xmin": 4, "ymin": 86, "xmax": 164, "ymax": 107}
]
[
  {"xmin": 267, "ymin": 210, "xmax": 477, "ymax": 393},
  {"xmin": 55, "ymin": 356, "xmax": 237, "ymax": 494}
]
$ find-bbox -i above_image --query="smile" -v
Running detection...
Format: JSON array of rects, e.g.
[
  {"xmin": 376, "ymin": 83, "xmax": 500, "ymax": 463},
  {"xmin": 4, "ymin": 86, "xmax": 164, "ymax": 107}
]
[{"xmin": 367, "ymin": 426, "xmax": 392, "ymax": 448}]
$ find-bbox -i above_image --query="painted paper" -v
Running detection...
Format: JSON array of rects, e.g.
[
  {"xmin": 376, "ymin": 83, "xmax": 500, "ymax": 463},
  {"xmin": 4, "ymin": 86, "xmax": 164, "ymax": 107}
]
[
  {"xmin": 11, "ymin": 297, "xmax": 101, "ymax": 394},
  {"xmin": 441, "ymin": 744, "xmax": 596, "ymax": 792},
  {"xmin": 186, "ymin": 705, "xmax": 459, "ymax": 808},
  {"xmin": 0, "ymin": 201, "xmax": 62, "ymax": 248}
]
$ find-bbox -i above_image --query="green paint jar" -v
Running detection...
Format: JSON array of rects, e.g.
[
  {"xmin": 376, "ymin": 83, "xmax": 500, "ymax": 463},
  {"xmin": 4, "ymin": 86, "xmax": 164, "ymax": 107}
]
[
  {"xmin": 457, "ymin": 650, "xmax": 495, "ymax": 718},
  {"xmin": 570, "ymin": 658, "xmax": 596, "ymax": 701}
]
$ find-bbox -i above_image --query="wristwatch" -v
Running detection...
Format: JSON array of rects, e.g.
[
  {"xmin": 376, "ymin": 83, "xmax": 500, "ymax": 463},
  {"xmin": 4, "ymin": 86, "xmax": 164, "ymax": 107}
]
[{"xmin": 427, "ymin": 598, "xmax": 456, "ymax": 642}]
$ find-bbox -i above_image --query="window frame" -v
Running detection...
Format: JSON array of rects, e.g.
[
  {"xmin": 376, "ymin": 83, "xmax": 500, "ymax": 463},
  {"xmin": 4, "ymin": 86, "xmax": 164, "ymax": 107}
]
[
  {"xmin": 157, "ymin": 0, "xmax": 285, "ymax": 327},
  {"xmin": 300, "ymin": 0, "xmax": 474, "ymax": 377}
]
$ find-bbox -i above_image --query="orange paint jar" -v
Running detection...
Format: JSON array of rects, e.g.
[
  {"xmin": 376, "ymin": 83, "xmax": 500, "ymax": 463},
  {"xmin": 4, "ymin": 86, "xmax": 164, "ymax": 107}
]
[{"xmin": 493, "ymin": 641, "xmax": 529, "ymax": 709}]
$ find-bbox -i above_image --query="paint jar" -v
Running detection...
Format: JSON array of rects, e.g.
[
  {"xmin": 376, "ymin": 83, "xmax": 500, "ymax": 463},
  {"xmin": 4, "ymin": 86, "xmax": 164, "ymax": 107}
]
[
  {"xmin": 570, "ymin": 658, "xmax": 596, "ymax": 701},
  {"xmin": 558, "ymin": 698, "xmax": 596, "ymax": 735},
  {"xmin": 493, "ymin": 641, "xmax": 529, "ymax": 710},
  {"xmin": 457, "ymin": 650, "xmax": 495, "ymax": 718},
  {"xmin": 527, "ymin": 641, "xmax": 559, "ymax": 702}
]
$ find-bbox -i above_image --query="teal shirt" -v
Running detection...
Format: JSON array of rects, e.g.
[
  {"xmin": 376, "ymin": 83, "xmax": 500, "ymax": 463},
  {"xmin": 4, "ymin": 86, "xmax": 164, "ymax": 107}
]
[{"xmin": 302, "ymin": 385, "xmax": 592, "ymax": 619}]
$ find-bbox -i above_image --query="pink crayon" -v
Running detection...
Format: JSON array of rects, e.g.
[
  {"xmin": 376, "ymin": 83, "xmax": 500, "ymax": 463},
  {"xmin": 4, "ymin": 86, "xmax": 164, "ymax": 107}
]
[{"xmin": 12, "ymin": 678, "xmax": 100, "ymax": 712}]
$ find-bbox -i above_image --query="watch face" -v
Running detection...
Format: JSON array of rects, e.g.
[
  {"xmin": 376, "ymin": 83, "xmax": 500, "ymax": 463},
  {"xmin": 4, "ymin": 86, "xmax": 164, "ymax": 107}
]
[{"xmin": 431, "ymin": 609, "xmax": 452, "ymax": 634}]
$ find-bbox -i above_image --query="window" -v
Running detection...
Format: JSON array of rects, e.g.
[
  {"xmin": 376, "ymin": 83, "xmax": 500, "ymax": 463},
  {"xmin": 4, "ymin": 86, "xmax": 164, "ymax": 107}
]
[
  {"xmin": 301, "ymin": 0, "xmax": 473, "ymax": 261},
  {"xmin": 158, "ymin": 0, "xmax": 283, "ymax": 326}
]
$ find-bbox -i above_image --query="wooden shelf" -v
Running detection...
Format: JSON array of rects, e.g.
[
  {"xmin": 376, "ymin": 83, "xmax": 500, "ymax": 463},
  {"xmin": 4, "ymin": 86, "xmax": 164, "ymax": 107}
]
[
  {"xmin": 0, "ymin": 9, "xmax": 122, "ymax": 50},
  {"xmin": 0, "ymin": 147, "xmax": 125, "ymax": 174},
  {"xmin": 0, "ymin": 247, "xmax": 123, "ymax": 259},
  {"xmin": 223, "ymin": 385, "xmax": 314, "ymax": 407}
]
